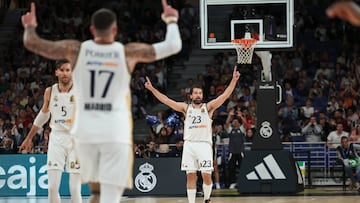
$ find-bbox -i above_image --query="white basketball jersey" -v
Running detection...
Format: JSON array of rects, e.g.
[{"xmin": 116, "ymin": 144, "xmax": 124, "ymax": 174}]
[
  {"xmin": 48, "ymin": 84, "xmax": 75, "ymax": 131},
  {"xmin": 71, "ymin": 40, "xmax": 132, "ymax": 144},
  {"xmin": 183, "ymin": 104, "xmax": 213, "ymax": 144}
]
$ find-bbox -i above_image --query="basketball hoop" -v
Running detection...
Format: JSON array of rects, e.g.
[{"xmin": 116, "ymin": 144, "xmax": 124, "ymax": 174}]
[{"xmin": 232, "ymin": 33, "xmax": 258, "ymax": 64}]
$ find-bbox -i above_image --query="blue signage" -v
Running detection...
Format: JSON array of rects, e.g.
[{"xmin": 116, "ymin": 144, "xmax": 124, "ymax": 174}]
[{"xmin": 0, "ymin": 154, "xmax": 90, "ymax": 196}]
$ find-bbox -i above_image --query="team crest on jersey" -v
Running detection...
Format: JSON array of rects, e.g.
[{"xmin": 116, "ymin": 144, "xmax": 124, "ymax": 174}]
[
  {"xmin": 48, "ymin": 161, "xmax": 52, "ymax": 166},
  {"xmin": 53, "ymin": 95, "xmax": 58, "ymax": 102},
  {"xmin": 70, "ymin": 95, "xmax": 75, "ymax": 102},
  {"xmin": 201, "ymin": 108, "xmax": 205, "ymax": 113}
]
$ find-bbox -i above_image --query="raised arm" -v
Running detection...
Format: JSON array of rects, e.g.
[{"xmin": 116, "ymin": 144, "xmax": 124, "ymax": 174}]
[
  {"xmin": 22, "ymin": 3, "xmax": 81, "ymax": 66},
  {"xmin": 327, "ymin": 1, "xmax": 360, "ymax": 26},
  {"xmin": 125, "ymin": 0, "xmax": 182, "ymax": 72},
  {"xmin": 19, "ymin": 87, "xmax": 51, "ymax": 152},
  {"xmin": 207, "ymin": 66, "xmax": 240, "ymax": 112},
  {"xmin": 144, "ymin": 77, "xmax": 187, "ymax": 114}
]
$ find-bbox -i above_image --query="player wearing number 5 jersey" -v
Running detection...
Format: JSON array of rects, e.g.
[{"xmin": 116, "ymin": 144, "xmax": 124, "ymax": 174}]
[
  {"xmin": 145, "ymin": 67, "xmax": 240, "ymax": 203},
  {"xmin": 21, "ymin": 1, "xmax": 181, "ymax": 202},
  {"xmin": 19, "ymin": 61, "xmax": 82, "ymax": 203}
]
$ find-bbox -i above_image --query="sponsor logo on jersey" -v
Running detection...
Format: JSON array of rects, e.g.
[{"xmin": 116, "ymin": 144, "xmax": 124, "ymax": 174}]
[
  {"xmin": 189, "ymin": 124, "xmax": 207, "ymax": 129},
  {"xmin": 54, "ymin": 119, "xmax": 72, "ymax": 124},
  {"xmin": 86, "ymin": 61, "xmax": 118, "ymax": 67}
]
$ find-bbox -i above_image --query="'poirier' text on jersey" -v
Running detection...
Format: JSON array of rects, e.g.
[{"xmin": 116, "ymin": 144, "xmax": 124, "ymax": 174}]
[
  {"xmin": 71, "ymin": 40, "xmax": 132, "ymax": 144},
  {"xmin": 49, "ymin": 83, "xmax": 75, "ymax": 131},
  {"xmin": 184, "ymin": 103, "xmax": 212, "ymax": 144}
]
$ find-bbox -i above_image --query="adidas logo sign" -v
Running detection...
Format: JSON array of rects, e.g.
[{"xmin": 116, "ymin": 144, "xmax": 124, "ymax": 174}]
[{"xmin": 246, "ymin": 154, "xmax": 286, "ymax": 180}]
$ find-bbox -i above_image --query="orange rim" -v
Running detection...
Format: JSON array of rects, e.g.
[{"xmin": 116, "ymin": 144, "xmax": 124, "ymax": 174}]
[{"xmin": 232, "ymin": 38, "xmax": 257, "ymax": 49}]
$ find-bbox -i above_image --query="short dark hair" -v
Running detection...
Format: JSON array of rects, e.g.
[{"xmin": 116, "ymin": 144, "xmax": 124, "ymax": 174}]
[
  {"xmin": 190, "ymin": 85, "xmax": 203, "ymax": 94},
  {"xmin": 91, "ymin": 8, "xmax": 117, "ymax": 32},
  {"xmin": 55, "ymin": 60, "xmax": 69, "ymax": 69}
]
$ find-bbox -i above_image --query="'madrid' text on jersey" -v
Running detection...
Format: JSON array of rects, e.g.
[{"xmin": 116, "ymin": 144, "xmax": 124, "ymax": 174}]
[{"xmin": 84, "ymin": 103, "xmax": 112, "ymax": 111}]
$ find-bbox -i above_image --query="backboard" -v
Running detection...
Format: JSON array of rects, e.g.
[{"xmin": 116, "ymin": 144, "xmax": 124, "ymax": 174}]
[{"xmin": 200, "ymin": 0, "xmax": 294, "ymax": 49}]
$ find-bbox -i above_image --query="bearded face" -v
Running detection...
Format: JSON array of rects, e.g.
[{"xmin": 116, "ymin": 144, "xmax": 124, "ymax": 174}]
[{"xmin": 190, "ymin": 88, "xmax": 203, "ymax": 104}]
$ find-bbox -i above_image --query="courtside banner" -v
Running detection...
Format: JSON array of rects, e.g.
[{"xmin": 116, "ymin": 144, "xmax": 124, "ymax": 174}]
[
  {"xmin": 0, "ymin": 154, "xmax": 90, "ymax": 196},
  {"xmin": 0, "ymin": 155, "xmax": 185, "ymax": 196},
  {"xmin": 125, "ymin": 158, "xmax": 186, "ymax": 196}
]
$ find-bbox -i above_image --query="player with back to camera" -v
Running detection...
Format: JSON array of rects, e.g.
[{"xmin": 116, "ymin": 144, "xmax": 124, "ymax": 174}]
[
  {"xmin": 145, "ymin": 67, "xmax": 240, "ymax": 203},
  {"xmin": 19, "ymin": 61, "xmax": 82, "ymax": 203},
  {"xmin": 21, "ymin": 1, "xmax": 181, "ymax": 203}
]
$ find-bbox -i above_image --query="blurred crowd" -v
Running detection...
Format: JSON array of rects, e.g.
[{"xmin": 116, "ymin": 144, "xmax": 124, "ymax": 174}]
[
  {"xmin": 138, "ymin": 0, "xmax": 360, "ymax": 157},
  {"xmin": 2, "ymin": 0, "xmax": 360, "ymax": 161},
  {"xmin": 0, "ymin": 0, "xmax": 195, "ymax": 154}
]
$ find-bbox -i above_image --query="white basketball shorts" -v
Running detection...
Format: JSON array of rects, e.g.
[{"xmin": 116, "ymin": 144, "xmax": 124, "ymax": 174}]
[
  {"xmin": 75, "ymin": 142, "xmax": 133, "ymax": 188},
  {"xmin": 181, "ymin": 141, "xmax": 214, "ymax": 172},
  {"xmin": 47, "ymin": 131, "xmax": 80, "ymax": 173}
]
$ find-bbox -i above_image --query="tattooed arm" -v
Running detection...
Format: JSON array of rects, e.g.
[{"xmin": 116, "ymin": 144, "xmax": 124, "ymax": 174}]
[{"xmin": 22, "ymin": 3, "xmax": 81, "ymax": 67}]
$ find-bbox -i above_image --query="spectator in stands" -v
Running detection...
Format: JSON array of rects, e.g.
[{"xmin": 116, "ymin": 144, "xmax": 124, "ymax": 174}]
[
  {"xmin": 211, "ymin": 123, "xmax": 222, "ymax": 190},
  {"xmin": 319, "ymin": 114, "xmax": 332, "ymax": 141},
  {"xmin": 327, "ymin": 123, "xmax": 349, "ymax": 149},
  {"xmin": 144, "ymin": 140, "xmax": 159, "ymax": 158},
  {"xmin": 301, "ymin": 115, "xmax": 322, "ymax": 142},
  {"xmin": 336, "ymin": 136, "xmax": 360, "ymax": 190},
  {"xmin": 134, "ymin": 144, "xmax": 147, "ymax": 158},
  {"xmin": 346, "ymin": 106, "xmax": 359, "ymax": 128},
  {"xmin": 300, "ymin": 98, "xmax": 316, "ymax": 120},
  {"xmin": 157, "ymin": 127, "xmax": 169, "ymax": 144},
  {"xmin": 308, "ymin": 80, "xmax": 323, "ymax": 99},
  {"xmin": 282, "ymin": 81, "xmax": 299, "ymax": 103},
  {"xmin": 226, "ymin": 93, "xmax": 239, "ymax": 111},
  {"xmin": 327, "ymin": 95, "xmax": 339, "ymax": 115},
  {"xmin": 245, "ymin": 128, "xmax": 255, "ymax": 142},
  {"xmin": 333, "ymin": 109, "xmax": 351, "ymax": 132},
  {"xmin": 350, "ymin": 123, "xmax": 360, "ymax": 142},
  {"xmin": 0, "ymin": 121, "xmax": 18, "ymax": 154},
  {"xmin": 0, "ymin": 137, "xmax": 16, "ymax": 154},
  {"xmin": 278, "ymin": 96, "xmax": 301, "ymax": 140},
  {"xmin": 168, "ymin": 138, "xmax": 184, "ymax": 157},
  {"xmin": 224, "ymin": 108, "xmax": 247, "ymax": 189},
  {"xmin": 339, "ymin": 85, "xmax": 357, "ymax": 109}
]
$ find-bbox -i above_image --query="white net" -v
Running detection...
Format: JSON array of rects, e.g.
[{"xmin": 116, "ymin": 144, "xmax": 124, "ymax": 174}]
[{"xmin": 233, "ymin": 39, "xmax": 257, "ymax": 64}]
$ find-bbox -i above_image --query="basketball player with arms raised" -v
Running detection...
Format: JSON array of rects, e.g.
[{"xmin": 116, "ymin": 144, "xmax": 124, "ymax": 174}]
[
  {"xmin": 19, "ymin": 61, "xmax": 82, "ymax": 203},
  {"xmin": 145, "ymin": 67, "xmax": 240, "ymax": 203},
  {"xmin": 21, "ymin": 1, "xmax": 181, "ymax": 203}
]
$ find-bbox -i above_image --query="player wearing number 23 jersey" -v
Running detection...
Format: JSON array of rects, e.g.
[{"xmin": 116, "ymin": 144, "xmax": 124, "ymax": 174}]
[{"xmin": 145, "ymin": 66, "xmax": 240, "ymax": 203}]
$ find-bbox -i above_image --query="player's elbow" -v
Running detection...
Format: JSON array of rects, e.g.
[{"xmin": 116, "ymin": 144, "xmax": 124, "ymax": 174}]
[{"xmin": 171, "ymin": 36, "xmax": 182, "ymax": 54}]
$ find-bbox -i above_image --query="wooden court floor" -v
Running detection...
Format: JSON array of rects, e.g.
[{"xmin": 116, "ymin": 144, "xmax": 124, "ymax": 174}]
[
  {"xmin": 1, "ymin": 195, "xmax": 360, "ymax": 203},
  {"xmin": 1, "ymin": 187, "xmax": 360, "ymax": 203}
]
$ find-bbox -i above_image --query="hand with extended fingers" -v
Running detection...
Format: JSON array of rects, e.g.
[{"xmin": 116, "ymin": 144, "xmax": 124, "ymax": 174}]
[{"xmin": 21, "ymin": 2, "xmax": 37, "ymax": 28}]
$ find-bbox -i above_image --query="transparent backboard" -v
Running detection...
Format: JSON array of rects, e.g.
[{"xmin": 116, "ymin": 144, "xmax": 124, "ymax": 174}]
[{"xmin": 200, "ymin": 0, "xmax": 294, "ymax": 49}]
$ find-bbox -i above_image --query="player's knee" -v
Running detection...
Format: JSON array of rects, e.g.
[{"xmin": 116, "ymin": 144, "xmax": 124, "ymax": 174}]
[
  {"xmin": 89, "ymin": 182, "xmax": 100, "ymax": 194},
  {"xmin": 48, "ymin": 183, "xmax": 59, "ymax": 196}
]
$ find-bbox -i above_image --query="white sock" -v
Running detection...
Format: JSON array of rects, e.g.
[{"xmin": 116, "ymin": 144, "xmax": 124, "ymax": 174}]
[
  {"xmin": 203, "ymin": 184, "xmax": 212, "ymax": 200},
  {"xmin": 47, "ymin": 170, "xmax": 62, "ymax": 203},
  {"xmin": 69, "ymin": 173, "xmax": 82, "ymax": 203},
  {"xmin": 215, "ymin": 182, "xmax": 221, "ymax": 189},
  {"xmin": 187, "ymin": 189, "xmax": 196, "ymax": 203},
  {"xmin": 100, "ymin": 183, "xmax": 124, "ymax": 203}
]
